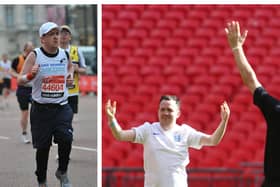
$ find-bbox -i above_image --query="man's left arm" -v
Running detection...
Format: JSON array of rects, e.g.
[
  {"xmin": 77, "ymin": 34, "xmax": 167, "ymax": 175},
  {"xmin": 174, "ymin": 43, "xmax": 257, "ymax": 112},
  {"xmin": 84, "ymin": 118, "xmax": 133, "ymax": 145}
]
[
  {"xmin": 76, "ymin": 49, "xmax": 86, "ymax": 75},
  {"xmin": 66, "ymin": 54, "xmax": 74, "ymax": 87},
  {"xmin": 199, "ymin": 101, "xmax": 230, "ymax": 146}
]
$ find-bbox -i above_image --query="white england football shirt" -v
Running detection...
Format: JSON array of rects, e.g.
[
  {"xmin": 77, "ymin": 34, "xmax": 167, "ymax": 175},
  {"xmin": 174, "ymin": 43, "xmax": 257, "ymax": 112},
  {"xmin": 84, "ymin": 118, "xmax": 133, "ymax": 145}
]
[{"xmin": 133, "ymin": 122, "xmax": 208, "ymax": 187}]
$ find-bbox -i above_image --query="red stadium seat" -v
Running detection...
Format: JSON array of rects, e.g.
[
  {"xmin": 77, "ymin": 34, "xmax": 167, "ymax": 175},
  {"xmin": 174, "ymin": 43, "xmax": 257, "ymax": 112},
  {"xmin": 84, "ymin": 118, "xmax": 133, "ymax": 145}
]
[
  {"xmin": 102, "ymin": 11, "xmax": 117, "ymax": 23},
  {"xmin": 172, "ymin": 28, "xmax": 193, "ymax": 38},
  {"xmin": 180, "ymin": 94, "xmax": 202, "ymax": 108},
  {"xmin": 166, "ymin": 75, "xmax": 189, "ymax": 91},
  {"xmin": 118, "ymin": 10, "xmax": 139, "ymax": 22},
  {"xmin": 123, "ymin": 4, "xmax": 146, "ymax": 14},
  {"xmin": 111, "ymin": 47, "xmax": 132, "ymax": 58},
  {"xmin": 254, "ymin": 8, "xmax": 275, "ymax": 19},
  {"xmin": 160, "ymin": 84, "xmax": 182, "ymax": 96},
  {"xmin": 185, "ymin": 65, "xmax": 208, "ymax": 77},
  {"xmin": 203, "ymin": 93, "xmax": 227, "ymax": 106},
  {"xmin": 137, "ymin": 84, "xmax": 158, "ymax": 97},
  {"xmin": 219, "ymin": 74, "xmax": 242, "ymax": 89},
  {"xmin": 102, "ymin": 65, "xmax": 116, "ymax": 77},
  {"xmin": 143, "ymin": 74, "xmax": 165, "ymax": 87},
  {"xmin": 128, "ymin": 94, "xmax": 151, "ymax": 106},
  {"xmin": 187, "ymin": 9, "xmax": 209, "ymax": 20},
  {"xmin": 127, "ymin": 28, "xmax": 149, "ymax": 39},
  {"xmin": 150, "ymin": 28, "xmax": 172, "ymax": 39},
  {"xmin": 165, "ymin": 10, "xmax": 186, "ymax": 21},
  {"xmin": 155, "ymin": 47, "xmax": 177, "ymax": 59},
  {"xmin": 134, "ymin": 48, "xmax": 155, "ymax": 59},
  {"xmin": 262, "ymin": 28, "xmax": 280, "ymax": 40},
  {"xmin": 164, "ymin": 37, "xmax": 185, "ymax": 49},
  {"xmin": 180, "ymin": 19, "xmax": 201, "ymax": 31},
  {"xmin": 140, "ymin": 65, "xmax": 162, "ymax": 76},
  {"xmin": 121, "ymin": 75, "xmax": 142, "ymax": 87},
  {"xmin": 110, "ymin": 19, "xmax": 132, "ymax": 31},
  {"xmin": 178, "ymin": 47, "xmax": 200, "ymax": 57},
  {"xmin": 211, "ymin": 84, "xmax": 233, "ymax": 97},
  {"xmin": 232, "ymin": 9, "xmax": 253, "ymax": 19},
  {"xmin": 187, "ymin": 112, "xmax": 212, "ymax": 128},
  {"xmin": 157, "ymin": 19, "xmax": 178, "ymax": 30},
  {"xmin": 202, "ymin": 18, "xmax": 224, "ymax": 28},
  {"xmin": 113, "ymin": 85, "xmax": 135, "ymax": 97},
  {"xmin": 170, "ymin": 55, "xmax": 192, "ymax": 67},
  {"xmin": 125, "ymin": 56, "xmax": 146, "ymax": 68},
  {"xmin": 134, "ymin": 19, "xmax": 156, "ymax": 31},
  {"xmin": 103, "ymin": 28, "xmax": 125, "ymax": 40},
  {"xmin": 195, "ymin": 103, "xmax": 218, "ymax": 116},
  {"xmin": 254, "ymin": 37, "xmax": 275, "ymax": 49},
  {"xmin": 120, "ymin": 103, "xmax": 140, "ymax": 117},
  {"xmin": 193, "ymin": 74, "xmax": 216, "ymax": 88},
  {"xmin": 210, "ymin": 9, "xmax": 231, "ymax": 19},
  {"xmin": 117, "ymin": 64, "xmax": 139, "ymax": 76},
  {"xmin": 195, "ymin": 28, "xmax": 216, "ymax": 38},
  {"xmin": 142, "ymin": 38, "xmax": 163, "ymax": 49},
  {"xmin": 118, "ymin": 38, "xmax": 140, "ymax": 49},
  {"xmin": 201, "ymin": 47, "xmax": 223, "ymax": 57},
  {"xmin": 209, "ymin": 64, "xmax": 231, "ymax": 78},
  {"xmin": 186, "ymin": 85, "xmax": 208, "ymax": 99},
  {"xmin": 103, "ymin": 38, "xmax": 117, "ymax": 51},
  {"xmin": 163, "ymin": 65, "xmax": 185, "ymax": 76},
  {"xmin": 140, "ymin": 10, "xmax": 162, "ymax": 21},
  {"xmin": 187, "ymin": 38, "xmax": 208, "ymax": 48}
]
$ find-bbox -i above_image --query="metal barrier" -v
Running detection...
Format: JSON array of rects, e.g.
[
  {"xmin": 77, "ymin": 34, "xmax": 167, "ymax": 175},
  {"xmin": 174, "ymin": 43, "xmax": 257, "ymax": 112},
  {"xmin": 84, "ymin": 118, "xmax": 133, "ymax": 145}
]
[
  {"xmin": 240, "ymin": 162, "xmax": 264, "ymax": 187},
  {"xmin": 102, "ymin": 165, "xmax": 263, "ymax": 187}
]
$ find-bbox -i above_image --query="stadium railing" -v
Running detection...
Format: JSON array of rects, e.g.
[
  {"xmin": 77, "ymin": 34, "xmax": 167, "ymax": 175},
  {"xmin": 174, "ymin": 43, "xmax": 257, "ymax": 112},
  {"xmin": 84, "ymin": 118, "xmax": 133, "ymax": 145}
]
[{"xmin": 102, "ymin": 163, "xmax": 263, "ymax": 187}]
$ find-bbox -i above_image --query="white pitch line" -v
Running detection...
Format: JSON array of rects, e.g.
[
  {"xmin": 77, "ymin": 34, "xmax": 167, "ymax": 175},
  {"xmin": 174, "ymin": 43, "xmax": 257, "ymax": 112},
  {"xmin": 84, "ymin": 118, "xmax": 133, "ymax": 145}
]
[{"xmin": 0, "ymin": 136, "xmax": 10, "ymax": 140}]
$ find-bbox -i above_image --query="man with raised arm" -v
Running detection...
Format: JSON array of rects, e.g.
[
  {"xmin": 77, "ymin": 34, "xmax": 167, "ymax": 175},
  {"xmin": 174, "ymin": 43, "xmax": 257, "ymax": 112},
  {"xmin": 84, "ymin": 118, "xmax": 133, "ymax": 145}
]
[
  {"xmin": 105, "ymin": 95, "xmax": 230, "ymax": 187},
  {"xmin": 225, "ymin": 21, "xmax": 280, "ymax": 187}
]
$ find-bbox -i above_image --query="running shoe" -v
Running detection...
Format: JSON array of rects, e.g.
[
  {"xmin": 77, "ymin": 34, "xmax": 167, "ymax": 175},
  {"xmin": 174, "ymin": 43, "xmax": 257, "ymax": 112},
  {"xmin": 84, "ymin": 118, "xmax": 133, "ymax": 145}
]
[
  {"xmin": 38, "ymin": 182, "xmax": 48, "ymax": 187},
  {"xmin": 55, "ymin": 170, "xmax": 72, "ymax": 187},
  {"xmin": 21, "ymin": 134, "xmax": 31, "ymax": 144}
]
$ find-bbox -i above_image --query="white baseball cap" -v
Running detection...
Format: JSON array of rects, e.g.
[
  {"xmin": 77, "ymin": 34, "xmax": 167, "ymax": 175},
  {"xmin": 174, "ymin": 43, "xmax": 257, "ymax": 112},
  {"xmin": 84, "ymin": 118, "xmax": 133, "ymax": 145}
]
[{"xmin": 39, "ymin": 22, "xmax": 58, "ymax": 37}]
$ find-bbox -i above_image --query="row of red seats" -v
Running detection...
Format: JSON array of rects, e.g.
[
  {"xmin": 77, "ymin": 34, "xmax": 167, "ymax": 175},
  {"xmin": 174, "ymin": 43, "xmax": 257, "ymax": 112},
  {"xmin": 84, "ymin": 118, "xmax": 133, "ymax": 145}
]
[{"xmin": 102, "ymin": 5, "xmax": 274, "ymax": 170}]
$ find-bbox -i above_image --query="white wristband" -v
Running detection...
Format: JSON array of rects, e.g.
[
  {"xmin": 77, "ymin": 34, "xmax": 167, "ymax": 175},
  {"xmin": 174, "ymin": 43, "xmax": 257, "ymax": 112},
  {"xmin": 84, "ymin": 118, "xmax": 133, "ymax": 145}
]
[{"xmin": 22, "ymin": 75, "xmax": 29, "ymax": 82}]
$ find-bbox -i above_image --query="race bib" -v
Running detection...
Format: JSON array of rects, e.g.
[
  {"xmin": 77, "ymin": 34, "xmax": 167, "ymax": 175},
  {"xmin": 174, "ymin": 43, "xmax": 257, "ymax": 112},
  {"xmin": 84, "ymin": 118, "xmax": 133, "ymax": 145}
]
[{"xmin": 41, "ymin": 75, "xmax": 65, "ymax": 98}]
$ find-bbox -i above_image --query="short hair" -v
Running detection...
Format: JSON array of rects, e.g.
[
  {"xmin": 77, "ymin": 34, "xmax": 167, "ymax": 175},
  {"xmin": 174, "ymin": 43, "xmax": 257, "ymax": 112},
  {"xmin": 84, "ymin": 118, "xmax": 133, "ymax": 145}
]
[
  {"xmin": 23, "ymin": 41, "xmax": 33, "ymax": 51},
  {"xmin": 159, "ymin": 95, "xmax": 180, "ymax": 108}
]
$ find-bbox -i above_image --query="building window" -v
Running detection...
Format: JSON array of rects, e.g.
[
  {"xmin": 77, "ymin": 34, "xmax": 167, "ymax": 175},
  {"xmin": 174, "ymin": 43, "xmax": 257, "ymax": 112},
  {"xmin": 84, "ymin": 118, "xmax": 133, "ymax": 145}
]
[
  {"xmin": 5, "ymin": 6, "xmax": 14, "ymax": 28},
  {"xmin": 25, "ymin": 6, "xmax": 34, "ymax": 26}
]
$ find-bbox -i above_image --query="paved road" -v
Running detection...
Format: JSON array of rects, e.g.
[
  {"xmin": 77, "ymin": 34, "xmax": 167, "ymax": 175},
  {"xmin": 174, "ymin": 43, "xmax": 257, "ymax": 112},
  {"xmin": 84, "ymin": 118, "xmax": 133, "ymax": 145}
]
[{"xmin": 0, "ymin": 93, "xmax": 97, "ymax": 187}]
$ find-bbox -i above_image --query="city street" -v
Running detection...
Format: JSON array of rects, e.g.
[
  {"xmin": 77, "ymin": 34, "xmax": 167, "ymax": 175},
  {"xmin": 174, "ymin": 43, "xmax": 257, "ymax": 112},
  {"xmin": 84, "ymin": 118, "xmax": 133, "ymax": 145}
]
[{"xmin": 0, "ymin": 93, "xmax": 97, "ymax": 187}]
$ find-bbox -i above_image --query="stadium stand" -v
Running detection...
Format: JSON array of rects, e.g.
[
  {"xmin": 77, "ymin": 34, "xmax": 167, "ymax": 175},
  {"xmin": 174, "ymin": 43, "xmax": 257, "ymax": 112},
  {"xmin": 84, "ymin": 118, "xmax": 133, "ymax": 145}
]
[{"xmin": 102, "ymin": 4, "xmax": 277, "ymax": 187}]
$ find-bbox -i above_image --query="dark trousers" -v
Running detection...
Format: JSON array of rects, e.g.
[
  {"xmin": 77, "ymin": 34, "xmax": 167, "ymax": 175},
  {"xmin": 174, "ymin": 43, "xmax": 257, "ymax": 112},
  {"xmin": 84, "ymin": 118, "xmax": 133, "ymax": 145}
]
[
  {"xmin": 35, "ymin": 142, "xmax": 72, "ymax": 183},
  {"xmin": 30, "ymin": 102, "xmax": 73, "ymax": 183}
]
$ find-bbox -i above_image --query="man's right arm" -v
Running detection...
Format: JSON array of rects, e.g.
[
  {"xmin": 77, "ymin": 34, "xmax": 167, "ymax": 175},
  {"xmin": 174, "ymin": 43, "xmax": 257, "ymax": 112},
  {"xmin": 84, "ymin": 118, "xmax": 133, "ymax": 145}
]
[
  {"xmin": 105, "ymin": 99, "xmax": 136, "ymax": 142},
  {"xmin": 225, "ymin": 21, "xmax": 262, "ymax": 94},
  {"xmin": 110, "ymin": 118, "xmax": 136, "ymax": 142}
]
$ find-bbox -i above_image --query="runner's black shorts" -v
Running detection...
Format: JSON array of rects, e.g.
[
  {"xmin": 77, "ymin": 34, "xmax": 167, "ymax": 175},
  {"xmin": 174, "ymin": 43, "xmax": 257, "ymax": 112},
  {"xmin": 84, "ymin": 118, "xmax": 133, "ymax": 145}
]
[
  {"xmin": 2, "ymin": 78, "xmax": 11, "ymax": 89},
  {"xmin": 30, "ymin": 101, "xmax": 73, "ymax": 149},
  {"xmin": 16, "ymin": 86, "xmax": 32, "ymax": 110}
]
